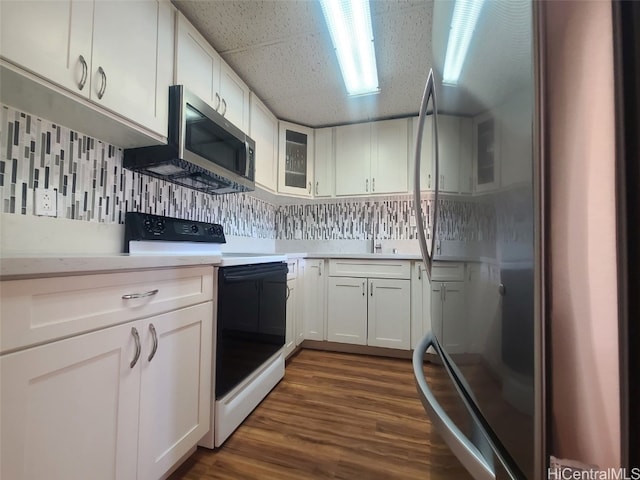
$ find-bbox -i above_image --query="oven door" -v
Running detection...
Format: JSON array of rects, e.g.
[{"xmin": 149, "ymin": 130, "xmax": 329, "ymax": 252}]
[{"xmin": 215, "ymin": 263, "xmax": 287, "ymax": 399}]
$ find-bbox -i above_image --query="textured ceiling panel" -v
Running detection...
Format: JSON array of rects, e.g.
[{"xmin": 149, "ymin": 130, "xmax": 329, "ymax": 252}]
[
  {"xmin": 172, "ymin": 0, "xmax": 434, "ymax": 127},
  {"xmin": 171, "ymin": 0, "xmax": 532, "ymax": 126}
]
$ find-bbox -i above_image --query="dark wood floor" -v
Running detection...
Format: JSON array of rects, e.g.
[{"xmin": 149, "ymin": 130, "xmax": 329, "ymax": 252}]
[{"xmin": 171, "ymin": 349, "xmax": 473, "ymax": 479}]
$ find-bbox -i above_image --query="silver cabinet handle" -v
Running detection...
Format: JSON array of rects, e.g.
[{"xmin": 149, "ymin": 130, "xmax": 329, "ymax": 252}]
[
  {"xmin": 413, "ymin": 68, "xmax": 439, "ymax": 281},
  {"xmin": 221, "ymin": 98, "xmax": 227, "ymax": 116},
  {"xmin": 366, "ymin": 178, "xmax": 369, "ymax": 192},
  {"xmin": 418, "ymin": 265, "xmax": 422, "ymax": 280},
  {"xmin": 78, "ymin": 55, "xmax": 88, "ymax": 91},
  {"xmin": 318, "ymin": 263, "xmax": 322, "ymax": 276},
  {"xmin": 413, "ymin": 333, "xmax": 496, "ymax": 480},
  {"xmin": 308, "ymin": 182, "xmax": 312, "ymax": 194},
  {"xmin": 428, "ymin": 174, "xmax": 431, "ymax": 189},
  {"xmin": 130, "ymin": 327, "xmax": 141, "ymax": 368},
  {"xmin": 372, "ymin": 177, "xmax": 376, "ymax": 192},
  {"xmin": 122, "ymin": 289, "xmax": 159, "ymax": 300},
  {"xmin": 286, "ymin": 285, "xmax": 291, "ymax": 300},
  {"xmin": 214, "ymin": 92, "xmax": 221, "ymax": 111},
  {"xmin": 315, "ymin": 181, "xmax": 319, "ymax": 195},
  {"xmin": 370, "ymin": 281, "xmax": 373, "ymax": 296},
  {"xmin": 362, "ymin": 281, "xmax": 365, "ymax": 296},
  {"xmin": 97, "ymin": 66, "xmax": 107, "ymax": 99},
  {"xmin": 148, "ymin": 323, "xmax": 158, "ymax": 362}
]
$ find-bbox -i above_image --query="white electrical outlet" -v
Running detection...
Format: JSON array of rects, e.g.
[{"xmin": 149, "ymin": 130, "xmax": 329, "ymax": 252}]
[{"xmin": 35, "ymin": 188, "xmax": 57, "ymax": 217}]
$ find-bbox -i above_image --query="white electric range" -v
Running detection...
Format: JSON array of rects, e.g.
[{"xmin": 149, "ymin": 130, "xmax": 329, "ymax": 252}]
[{"xmin": 124, "ymin": 212, "xmax": 287, "ymax": 448}]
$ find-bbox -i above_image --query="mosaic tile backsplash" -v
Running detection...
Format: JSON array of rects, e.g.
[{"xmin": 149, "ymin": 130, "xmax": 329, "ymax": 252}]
[
  {"xmin": 0, "ymin": 104, "xmax": 498, "ymax": 243},
  {"xmin": 0, "ymin": 105, "xmax": 276, "ymax": 238}
]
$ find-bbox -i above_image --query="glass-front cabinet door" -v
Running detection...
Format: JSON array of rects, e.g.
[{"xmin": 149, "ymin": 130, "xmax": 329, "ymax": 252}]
[{"xmin": 278, "ymin": 121, "xmax": 314, "ymax": 196}]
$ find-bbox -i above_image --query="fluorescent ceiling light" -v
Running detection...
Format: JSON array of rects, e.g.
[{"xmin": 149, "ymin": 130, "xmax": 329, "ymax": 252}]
[
  {"xmin": 319, "ymin": 0, "xmax": 379, "ymax": 96},
  {"xmin": 442, "ymin": 0, "xmax": 486, "ymax": 85}
]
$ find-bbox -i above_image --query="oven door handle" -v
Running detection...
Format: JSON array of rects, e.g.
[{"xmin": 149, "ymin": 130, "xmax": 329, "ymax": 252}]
[
  {"xmin": 221, "ymin": 265, "xmax": 288, "ymax": 283},
  {"xmin": 412, "ymin": 332, "xmax": 496, "ymax": 480}
]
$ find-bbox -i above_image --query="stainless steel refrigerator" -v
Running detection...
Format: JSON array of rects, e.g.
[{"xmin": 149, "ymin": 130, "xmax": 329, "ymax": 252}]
[{"xmin": 412, "ymin": 0, "xmax": 544, "ymax": 478}]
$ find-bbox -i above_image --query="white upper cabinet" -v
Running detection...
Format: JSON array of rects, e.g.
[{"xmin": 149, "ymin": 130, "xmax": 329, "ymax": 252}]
[
  {"xmin": 371, "ymin": 118, "xmax": 409, "ymax": 194},
  {"xmin": 412, "ymin": 115, "xmax": 435, "ymax": 192},
  {"xmin": 0, "ymin": 0, "xmax": 94, "ymax": 96},
  {"xmin": 497, "ymin": 91, "xmax": 532, "ymax": 188},
  {"xmin": 473, "ymin": 112, "xmax": 500, "ymax": 192},
  {"xmin": 219, "ymin": 60, "xmax": 250, "ymax": 132},
  {"xmin": 335, "ymin": 122, "xmax": 371, "ymax": 196},
  {"xmin": 249, "ymin": 92, "xmax": 278, "ymax": 191},
  {"xmin": 278, "ymin": 121, "xmax": 314, "ymax": 197},
  {"xmin": 92, "ymin": 1, "xmax": 172, "ymax": 136},
  {"xmin": 175, "ymin": 12, "xmax": 221, "ymax": 108},
  {"xmin": 175, "ymin": 12, "xmax": 249, "ymax": 132},
  {"xmin": 314, "ymin": 127, "xmax": 334, "ymax": 197},
  {"xmin": 335, "ymin": 118, "xmax": 409, "ymax": 196},
  {"xmin": 0, "ymin": 0, "xmax": 173, "ymax": 138}
]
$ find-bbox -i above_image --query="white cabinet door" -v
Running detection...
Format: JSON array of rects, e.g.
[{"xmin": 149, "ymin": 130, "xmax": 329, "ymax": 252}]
[
  {"xmin": 219, "ymin": 60, "xmax": 250, "ymax": 132},
  {"xmin": 371, "ymin": 118, "xmax": 409, "ymax": 194},
  {"xmin": 367, "ymin": 278, "xmax": 410, "ymax": 349},
  {"xmin": 412, "ymin": 116, "xmax": 435, "ymax": 192},
  {"xmin": 278, "ymin": 121, "xmax": 314, "ymax": 196},
  {"xmin": 175, "ymin": 11, "xmax": 221, "ymax": 108},
  {"xmin": 314, "ymin": 127, "xmax": 334, "ymax": 197},
  {"xmin": 0, "ymin": 0, "xmax": 94, "ymax": 97},
  {"xmin": 432, "ymin": 281, "xmax": 467, "ymax": 355},
  {"xmin": 473, "ymin": 112, "xmax": 500, "ymax": 192},
  {"xmin": 249, "ymin": 93, "xmax": 278, "ymax": 191},
  {"xmin": 438, "ymin": 115, "xmax": 460, "ymax": 193},
  {"xmin": 137, "ymin": 302, "xmax": 213, "ymax": 480},
  {"xmin": 335, "ymin": 122, "xmax": 371, "ymax": 196},
  {"xmin": 411, "ymin": 262, "xmax": 434, "ymax": 351},
  {"xmin": 0, "ymin": 321, "xmax": 140, "ymax": 480},
  {"xmin": 327, "ymin": 277, "xmax": 367, "ymax": 345},
  {"xmin": 91, "ymin": 0, "xmax": 170, "ymax": 135},
  {"xmin": 458, "ymin": 117, "xmax": 474, "ymax": 194},
  {"xmin": 284, "ymin": 277, "xmax": 297, "ymax": 356},
  {"xmin": 301, "ymin": 259, "xmax": 326, "ymax": 341},
  {"xmin": 498, "ymin": 91, "xmax": 532, "ymax": 188}
]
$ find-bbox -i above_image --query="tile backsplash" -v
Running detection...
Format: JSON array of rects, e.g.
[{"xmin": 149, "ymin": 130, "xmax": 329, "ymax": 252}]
[
  {"xmin": 0, "ymin": 105, "xmax": 276, "ymax": 238},
  {"xmin": 0, "ymin": 104, "xmax": 498, "ymax": 245}
]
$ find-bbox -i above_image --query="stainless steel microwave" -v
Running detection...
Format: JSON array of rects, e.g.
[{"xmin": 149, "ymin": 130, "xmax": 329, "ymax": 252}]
[{"xmin": 124, "ymin": 85, "xmax": 255, "ymax": 194}]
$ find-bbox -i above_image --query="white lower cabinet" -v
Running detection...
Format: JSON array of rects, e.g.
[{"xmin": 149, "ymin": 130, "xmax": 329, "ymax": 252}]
[
  {"xmin": 411, "ymin": 262, "xmax": 433, "ymax": 351},
  {"xmin": 0, "ymin": 267, "xmax": 214, "ymax": 480},
  {"xmin": 284, "ymin": 266, "xmax": 298, "ymax": 357},
  {"xmin": 327, "ymin": 264, "xmax": 411, "ymax": 350},
  {"xmin": 1, "ymin": 320, "xmax": 140, "ymax": 480},
  {"xmin": 431, "ymin": 281, "xmax": 466, "ymax": 355},
  {"xmin": 367, "ymin": 279, "xmax": 410, "ymax": 349},
  {"xmin": 300, "ymin": 259, "xmax": 326, "ymax": 341},
  {"xmin": 137, "ymin": 303, "xmax": 213, "ymax": 480},
  {"xmin": 327, "ymin": 277, "xmax": 368, "ymax": 345}
]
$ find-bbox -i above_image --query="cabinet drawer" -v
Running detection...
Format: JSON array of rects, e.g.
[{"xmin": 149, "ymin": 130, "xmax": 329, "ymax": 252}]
[
  {"xmin": 1, "ymin": 266, "xmax": 214, "ymax": 354},
  {"xmin": 328, "ymin": 259, "xmax": 410, "ymax": 279},
  {"xmin": 431, "ymin": 262, "xmax": 465, "ymax": 282}
]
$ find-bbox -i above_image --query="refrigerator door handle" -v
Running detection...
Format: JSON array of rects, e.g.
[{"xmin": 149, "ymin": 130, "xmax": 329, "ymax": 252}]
[
  {"xmin": 413, "ymin": 68, "xmax": 440, "ymax": 280},
  {"xmin": 413, "ymin": 332, "xmax": 496, "ymax": 480}
]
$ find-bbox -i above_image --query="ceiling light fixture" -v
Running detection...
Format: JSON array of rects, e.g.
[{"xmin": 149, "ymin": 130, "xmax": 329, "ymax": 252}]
[
  {"xmin": 319, "ymin": 0, "xmax": 380, "ymax": 96},
  {"xmin": 442, "ymin": 0, "xmax": 486, "ymax": 85}
]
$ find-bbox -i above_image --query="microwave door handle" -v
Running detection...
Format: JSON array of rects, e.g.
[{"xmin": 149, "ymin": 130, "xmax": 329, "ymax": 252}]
[
  {"xmin": 414, "ymin": 68, "xmax": 439, "ymax": 280},
  {"xmin": 413, "ymin": 332, "xmax": 496, "ymax": 480}
]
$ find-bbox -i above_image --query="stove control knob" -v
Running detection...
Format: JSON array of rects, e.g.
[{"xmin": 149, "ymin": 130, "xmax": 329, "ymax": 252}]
[
  {"xmin": 207, "ymin": 226, "xmax": 216, "ymax": 236},
  {"xmin": 156, "ymin": 220, "xmax": 165, "ymax": 233},
  {"xmin": 190, "ymin": 224, "xmax": 199, "ymax": 234},
  {"xmin": 213, "ymin": 225, "xmax": 224, "ymax": 236}
]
